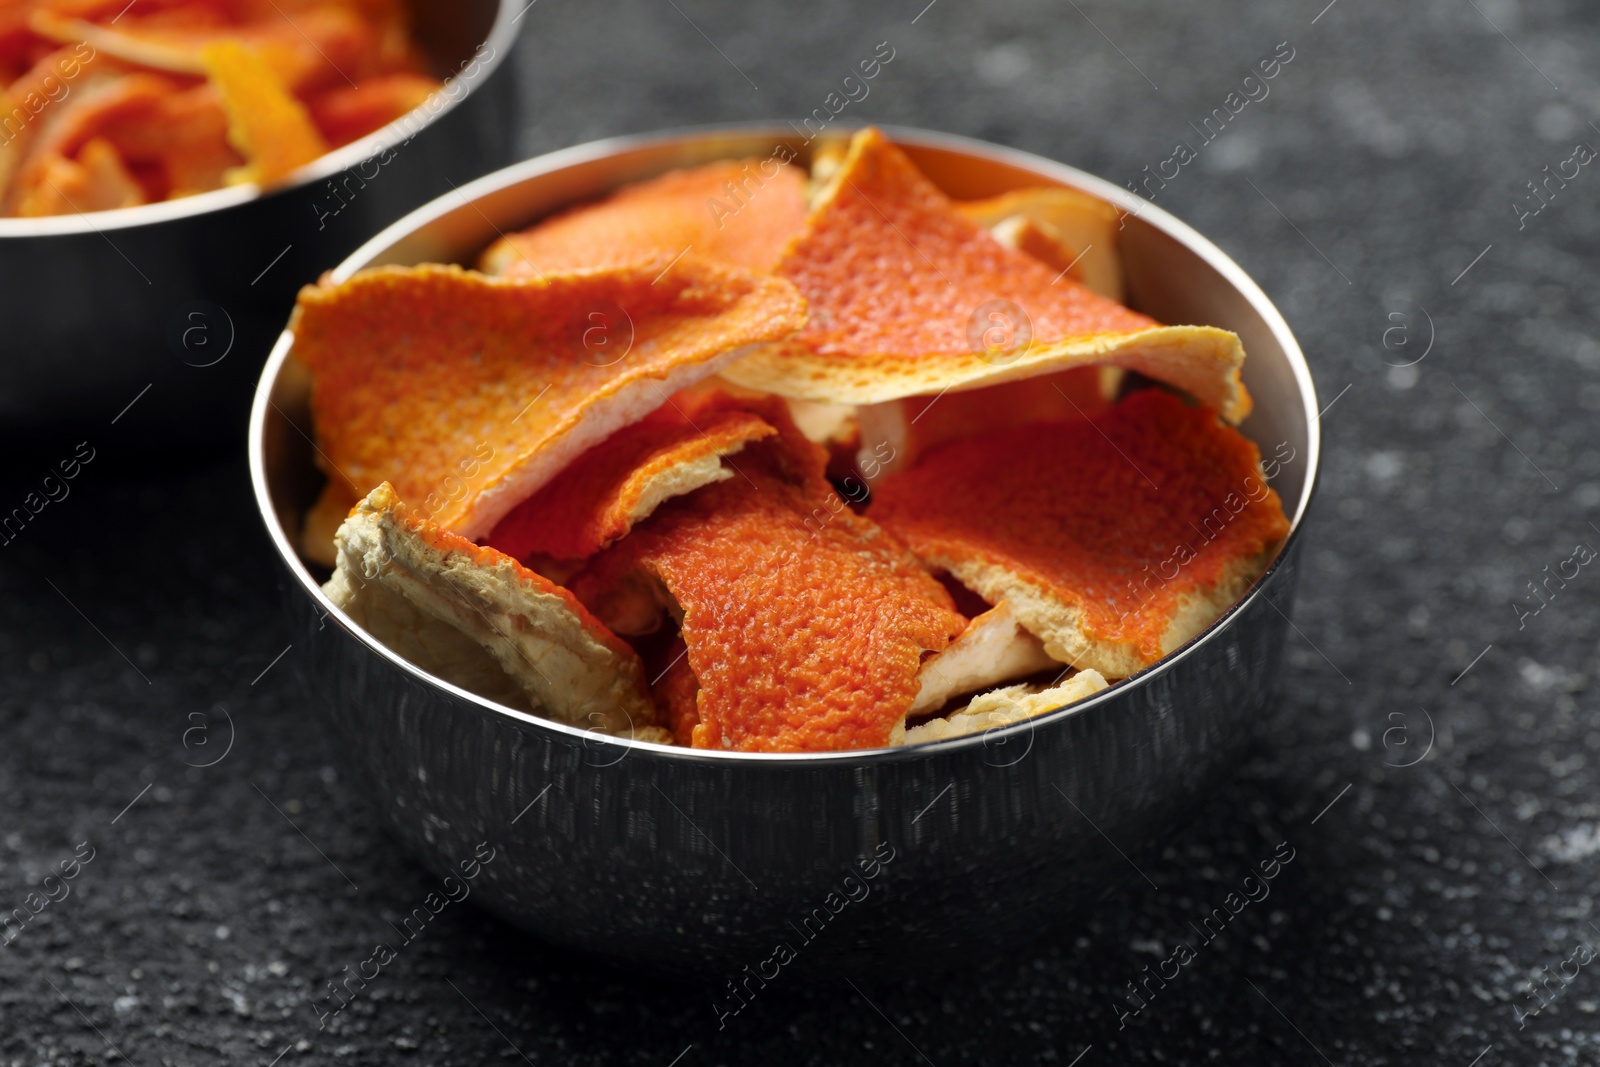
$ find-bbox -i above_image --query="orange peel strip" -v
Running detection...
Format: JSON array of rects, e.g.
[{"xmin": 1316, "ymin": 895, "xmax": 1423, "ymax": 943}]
[
  {"xmin": 571, "ymin": 399, "xmax": 965, "ymax": 753},
  {"xmin": 485, "ymin": 391, "xmax": 778, "ymax": 561},
  {"xmin": 870, "ymin": 390, "xmax": 1290, "ymax": 678},
  {"xmin": 200, "ymin": 39, "xmax": 327, "ymax": 186},
  {"xmin": 325, "ymin": 482, "xmax": 661, "ymax": 735},
  {"xmin": 723, "ymin": 127, "xmax": 1251, "ymax": 423},
  {"xmin": 479, "ymin": 157, "xmax": 809, "ymax": 278},
  {"xmin": 290, "ymin": 259, "xmax": 807, "ymax": 542}
]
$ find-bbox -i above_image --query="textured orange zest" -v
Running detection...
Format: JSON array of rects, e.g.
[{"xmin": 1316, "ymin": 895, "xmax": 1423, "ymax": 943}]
[
  {"xmin": 777, "ymin": 128, "xmax": 1156, "ymax": 359},
  {"xmin": 291, "ymin": 260, "xmax": 807, "ymax": 539},
  {"xmin": 870, "ymin": 390, "xmax": 1290, "ymax": 662},
  {"xmin": 485, "ymin": 391, "xmax": 777, "ymax": 561},
  {"xmin": 572, "ymin": 401, "xmax": 965, "ymax": 753},
  {"xmin": 488, "ymin": 157, "xmax": 809, "ymax": 277}
]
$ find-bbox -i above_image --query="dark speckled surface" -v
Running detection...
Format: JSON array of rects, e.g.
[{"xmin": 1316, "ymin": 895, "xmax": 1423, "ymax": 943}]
[{"xmin": 3, "ymin": 0, "xmax": 1600, "ymax": 1063}]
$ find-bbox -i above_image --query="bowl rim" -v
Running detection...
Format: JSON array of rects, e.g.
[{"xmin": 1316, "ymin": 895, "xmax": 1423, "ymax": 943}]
[
  {"xmin": 0, "ymin": 0, "xmax": 520, "ymax": 237},
  {"xmin": 248, "ymin": 121, "xmax": 1322, "ymax": 766}
]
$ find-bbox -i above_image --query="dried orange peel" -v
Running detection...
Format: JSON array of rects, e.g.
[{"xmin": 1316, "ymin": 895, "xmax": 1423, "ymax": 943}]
[
  {"xmin": 958, "ymin": 186, "xmax": 1126, "ymax": 302},
  {"xmin": 852, "ymin": 365, "xmax": 1112, "ymax": 475},
  {"xmin": 910, "ymin": 600, "xmax": 1057, "ymax": 716},
  {"xmin": 901, "ymin": 671, "xmax": 1110, "ymax": 746},
  {"xmin": 485, "ymin": 390, "xmax": 778, "ymax": 561},
  {"xmin": 325, "ymin": 482, "xmax": 665, "ymax": 738},
  {"xmin": 870, "ymin": 390, "xmax": 1290, "ymax": 679},
  {"xmin": 6, "ymin": 70, "xmax": 174, "ymax": 215},
  {"xmin": 722, "ymin": 128, "xmax": 1251, "ymax": 423},
  {"xmin": 3, "ymin": 2, "xmax": 437, "ymax": 215},
  {"xmin": 570, "ymin": 399, "xmax": 966, "ymax": 752},
  {"xmin": 291, "ymin": 258, "xmax": 807, "ymax": 544},
  {"xmin": 479, "ymin": 157, "xmax": 810, "ymax": 278},
  {"xmin": 200, "ymin": 39, "xmax": 327, "ymax": 186}
]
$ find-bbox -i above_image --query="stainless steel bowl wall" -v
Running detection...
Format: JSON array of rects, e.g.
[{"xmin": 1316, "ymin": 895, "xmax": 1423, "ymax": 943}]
[
  {"xmin": 0, "ymin": 0, "xmax": 520, "ymax": 439},
  {"xmin": 250, "ymin": 127, "xmax": 1320, "ymax": 977}
]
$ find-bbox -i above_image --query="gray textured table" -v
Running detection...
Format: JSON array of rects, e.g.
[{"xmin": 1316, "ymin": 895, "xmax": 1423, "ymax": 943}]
[{"xmin": 3, "ymin": 0, "xmax": 1598, "ymax": 1063}]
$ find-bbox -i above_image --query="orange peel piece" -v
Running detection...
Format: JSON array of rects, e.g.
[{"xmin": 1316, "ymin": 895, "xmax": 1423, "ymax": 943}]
[
  {"xmin": 479, "ymin": 157, "xmax": 810, "ymax": 278},
  {"xmin": 201, "ymin": 39, "xmax": 327, "ymax": 186},
  {"xmin": 901, "ymin": 671, "xmax": 1110, "ymax": 746},
  {"xmin": 958, "ymin": 186, "xmax": 1126, "ymax": 302},
  {"xmin": 307, "ymin": 72, "xmax": 437, "ymax": 146},
  {"xmin": 291, "ymin": 259, "xmax": 807, "ymax": 543},
  {"xmin": 910, "ymin": 600, "xmax": 1057, "ymax": 716},
  {"xmin": 485, "ymin": 390, "xmax": 778, "ymax": 561},
  {"xmin": 723, "ymin": 128, "xmax": 1251, "ymax": 423},
  {"xmin": 571, "ymin": 401, "xmax": 965, "ymax": 753},
  {"xmin": 74, "ymin": 136, "xmax": 145, "ymax": 210},
  {"xmin": 870, "ymin": 390, "xmax": 1290, "ymax": 678},
  {"xmin": 5, "ymin": 71, "xmax": 174, "ymax": 215},
  {"xmin": 853, "ymin": 365, "xmax": 1111, "ymax": 475},
  {"xmin": 325, "ymin": 482, "xmax": 662, "ymax": 736}
]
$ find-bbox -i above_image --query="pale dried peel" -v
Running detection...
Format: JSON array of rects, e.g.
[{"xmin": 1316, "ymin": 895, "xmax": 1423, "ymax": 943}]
[
  {"xmin": 959, "ymin": 186, "xmax": 1126, "ymax": 303},
  {"xmin": 900, "ymin": 671, "xmax": 1109, "ymax": 746},
  {"xmin": 323, "ymin": 563, "xmax": 534, "ymax": 712},
  {"xmin": 783, "ymin": 397, "xmax": 858, "ymax": 446},
  {"xmin": 29, "ymin": 11, "xmax": 209, "ymax": 75},
  {"xmin": 325, "ymin": 483, "xmax": 659, "ymax": 735},
  {"xmin": 725, "ymin": 325, "xmax": 1246, "ymax": 416},
  {"xmin": 910, "ymin": 600, "xmax": 1056, "ymax": 715},
  {"xmin": 933, "ymin": 549, "xmax": 1275, "ymax": 680}
]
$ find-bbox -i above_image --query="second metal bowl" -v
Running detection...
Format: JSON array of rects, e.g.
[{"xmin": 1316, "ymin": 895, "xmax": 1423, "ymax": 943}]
[{"xmin": 0, "ymin": 0, "xmax": 521, "ymax": 441}]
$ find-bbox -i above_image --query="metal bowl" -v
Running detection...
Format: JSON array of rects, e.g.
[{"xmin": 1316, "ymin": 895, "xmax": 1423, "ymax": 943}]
[
  {"xmin": 249, "ymin": 125, "xmax": 1320, "ymax": 978},
  {"xmin": 0, "ymin": 0, "xmax": 521, "ymax": 440}
]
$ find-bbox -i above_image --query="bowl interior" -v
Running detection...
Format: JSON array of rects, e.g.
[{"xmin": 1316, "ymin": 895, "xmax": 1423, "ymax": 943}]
[{"xmin": 252, "ymin": 125, "xmax": 1320, "ymax": 747}]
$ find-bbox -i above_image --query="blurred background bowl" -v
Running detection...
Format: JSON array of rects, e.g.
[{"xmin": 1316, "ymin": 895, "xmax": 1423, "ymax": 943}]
[
  {"xmin": 0, "ymin": 0, "xmax": 522, "ymax": 444},
  {"xmin": 250, "ymin": 125, "xmax": 1319, "ymax": 977}
]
